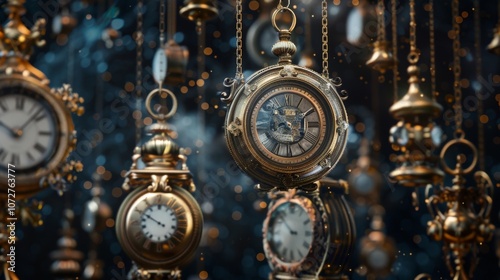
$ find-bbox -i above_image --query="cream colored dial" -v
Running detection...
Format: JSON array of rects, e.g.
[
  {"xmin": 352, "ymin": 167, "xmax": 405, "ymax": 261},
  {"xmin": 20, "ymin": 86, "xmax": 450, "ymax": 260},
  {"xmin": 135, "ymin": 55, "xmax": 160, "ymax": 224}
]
[{"xmin": 0, "ymin": 93, "xmax": 57, "ymax": 170}]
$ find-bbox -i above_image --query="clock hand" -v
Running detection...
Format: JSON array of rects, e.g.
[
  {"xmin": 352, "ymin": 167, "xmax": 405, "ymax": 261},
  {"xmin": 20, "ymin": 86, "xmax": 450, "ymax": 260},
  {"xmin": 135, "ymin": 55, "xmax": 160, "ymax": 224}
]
[
  {"xmin": 0, "ymin": 120, "xmax": 18, "ymax": 137},
  {"xmin": 144, "ymin": 214, "xmax": 165, "ymax": 227},
  {"xmin": 277, "ymin": 215, "xmax": 297, "ymax": 235}
]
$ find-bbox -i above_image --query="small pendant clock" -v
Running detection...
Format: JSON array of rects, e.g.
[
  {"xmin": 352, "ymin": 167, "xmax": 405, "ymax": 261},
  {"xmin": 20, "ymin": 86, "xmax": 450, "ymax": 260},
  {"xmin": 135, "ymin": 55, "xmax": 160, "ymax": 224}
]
[
  {"xmin": 115, "ymin": 89, "xmax": 203, "ymax": 279},
  {"xmin": 0, "ymin": 0, "xmax": 83, "ymax": 198},
  {"xmin": 222, "ymin": 1, "xmax": 348, "ymax": 191}
]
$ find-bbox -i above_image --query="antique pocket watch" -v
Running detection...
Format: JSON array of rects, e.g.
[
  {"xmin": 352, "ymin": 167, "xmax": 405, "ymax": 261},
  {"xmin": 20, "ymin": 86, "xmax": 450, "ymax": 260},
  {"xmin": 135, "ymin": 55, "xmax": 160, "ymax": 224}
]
[
  {"xmin": 0, "ymin": 2, "xmax": 83, "ymax": 198},
  {"xmin": 263, "ymin": 178, "xmax": 355, "ymax": 279},
  {"xmin": 222, "ymin": 1, "xmax": 348, "ymax": 191}
]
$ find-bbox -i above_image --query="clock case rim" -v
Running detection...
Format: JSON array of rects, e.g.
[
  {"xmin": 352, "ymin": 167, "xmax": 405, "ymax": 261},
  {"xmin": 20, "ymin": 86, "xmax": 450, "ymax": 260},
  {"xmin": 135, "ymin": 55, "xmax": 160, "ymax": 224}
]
[
  {"xmin": 262, "ymin": 188, "xmax": 329, "ymax": 277},
  {"xmin": 224, "ymin": 64, "xmax": 348, "ymax": 190},
  {"xmin": 0, "ymin": 73, "xmax": 74, "ymax": 198},
  {"xmin": 115, "ymin": 185, "xmax": 203, "ymax": 270},
  {"xmin": 263, "ymin": 179, "xmax": 357, "ymax": 278}
]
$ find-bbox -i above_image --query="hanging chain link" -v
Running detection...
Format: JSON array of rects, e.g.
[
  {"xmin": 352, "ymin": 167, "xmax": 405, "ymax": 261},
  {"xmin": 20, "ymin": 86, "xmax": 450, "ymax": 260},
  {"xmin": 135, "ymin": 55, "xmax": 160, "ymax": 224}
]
[
  {"xmin": 473, "ymin": 0, "xmax": 484, "ymax": 170},
  {"xmin": 235, "ymin": 0, "xmax": 243, "ymax": 79},
  {"xmin": 452, "ymin": 0, "xmax": 463, "ymax": 137},
  {"xmin": 408, "ymin": 0, "xmax": 418, "ymax": 64},
  {"xmin": 429, "ymin": 0, "xmax": 437, "ymax": 101},
  {"xmin": 135, "ymin": 0, "xmax": 144, "ymax": 145},
  {"xmin": 391, "ymin": 0, "xmax": 398, "ymax": 101},
  {"xmin": 159, "ymin": 0, "xmax": 165, "ymax": 45},
  {"xmin": 376, "ymin": 0, "xmax": 385, "ymax": 42},
  {"xmin": 321, "ymin": 0, "xmax": 329, "ymax": 78}
]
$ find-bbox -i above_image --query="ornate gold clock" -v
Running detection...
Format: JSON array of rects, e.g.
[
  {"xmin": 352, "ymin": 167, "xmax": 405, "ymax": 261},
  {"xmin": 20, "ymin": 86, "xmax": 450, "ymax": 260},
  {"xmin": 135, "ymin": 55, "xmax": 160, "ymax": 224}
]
[
  {"xmin": 263, "ymin": 178, "xmax": 355, "ymax": 279},
  {"xmin": 116, "ymin": 89, "xmax": 203, "ymax": 279},
  {"xmin": 0, "ymin": 0, "xmax": 83, "ymax": 198},
  {"xmin": 222, "ymin": 1, "xmax": 348, "ymax": 191}
]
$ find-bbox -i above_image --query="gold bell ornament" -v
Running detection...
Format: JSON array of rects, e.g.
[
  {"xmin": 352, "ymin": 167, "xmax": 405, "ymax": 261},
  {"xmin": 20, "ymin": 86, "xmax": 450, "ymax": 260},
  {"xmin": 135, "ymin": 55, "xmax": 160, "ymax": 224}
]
[{"xmin": 180, "ymin": 0, "xmax": 218, "ymax": 24}]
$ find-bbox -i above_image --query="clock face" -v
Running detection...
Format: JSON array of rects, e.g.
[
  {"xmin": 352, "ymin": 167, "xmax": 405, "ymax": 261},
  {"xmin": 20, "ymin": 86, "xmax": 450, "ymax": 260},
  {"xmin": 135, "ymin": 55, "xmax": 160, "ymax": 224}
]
[
  {"xmin": 266, "ymin": 201, "xmax": 313, "ymax": 263},
  {"xmin": 140, "ymin": 204, "xmax": 178, "ymax": 243},
  {"xmin": 128, "ymin": 194, "xmax": 186, "ymax": 250},
  {"xmin": 250, "ymin": 87, "xmax": 326, "ymax": 164},
  {"xmin": 0, "ymin": 92, "xmax": 58, "ymax": 171}
]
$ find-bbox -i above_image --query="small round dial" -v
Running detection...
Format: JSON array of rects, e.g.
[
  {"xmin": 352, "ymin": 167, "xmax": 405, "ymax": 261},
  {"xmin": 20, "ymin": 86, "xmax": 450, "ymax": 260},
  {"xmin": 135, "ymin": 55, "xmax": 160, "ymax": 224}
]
[
  {"xmin": 251, "ymin": 89, "xmax": 325, "ymax": 162},
  {"xmin": 0, "ymin": 93, "xmax": 57, "ymax": 170},
  {"xmin": 267, "ymin": 201, "xmax": 313, "ymax": 263},
  {"xmin": 140, "ymin": 204, "xmax": 178, "ymax": 242}
]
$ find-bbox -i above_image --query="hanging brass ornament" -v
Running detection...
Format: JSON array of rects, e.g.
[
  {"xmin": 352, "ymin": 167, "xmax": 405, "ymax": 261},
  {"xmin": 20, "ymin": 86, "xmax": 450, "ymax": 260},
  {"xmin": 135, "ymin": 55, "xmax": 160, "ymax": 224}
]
[
  {"xmin": 487, "ymin": 1, "xmax": 500, "ymax": 55},
  {"xmin": 180, "ymin": 0, "xmax": 218, "ymax": 24},
  {"xmin": 426, "ymin": 139, "xmax": 494, "ymax": 280},
  {"xmin": 388, "ymin": 0, "xmax": 443, "ymax": 190},
  {"xmin": 263, "ymin": 178, "xmax": 355, "ymax": 279},
  {"xmin": 366, "ymin": 0, "xmax": 396, "ymax": 73},
  {"xmin": 487, "ymin": 26, "xmax": 500, "ymax": 55},
  {"xmin": 366, "ymin": 40, "xmax": 395, "ymax": 73},
  {"xmin": 115, "ymin": 89, "xmax": 203, "ymax": 280},
  {"xmin": 359, "ymin": 205, "xmax": 396, "ymax": 278},
  {"xmin": 50, "ymin": 209, "xmax": 84, "ymax": 279},
  {"xmin": 389, "ymin": 65, "xmax": 444, "ymax": 186}
]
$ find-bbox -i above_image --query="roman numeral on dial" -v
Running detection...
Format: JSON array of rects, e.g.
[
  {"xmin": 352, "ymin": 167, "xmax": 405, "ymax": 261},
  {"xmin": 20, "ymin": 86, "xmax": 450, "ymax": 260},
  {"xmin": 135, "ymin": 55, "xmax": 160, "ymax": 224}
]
[{"xmin": 15, "ymin": 97, "xmax": 24, "ymax": 110}]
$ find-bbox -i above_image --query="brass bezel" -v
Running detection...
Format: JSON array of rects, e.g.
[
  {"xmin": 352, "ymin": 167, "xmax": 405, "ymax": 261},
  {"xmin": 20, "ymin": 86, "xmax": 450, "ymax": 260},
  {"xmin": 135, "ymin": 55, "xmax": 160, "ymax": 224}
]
[
  {"xmin": 116, "ymin": 185, "xmax": 203, "ymax": 270},
  {"xmin": 0, "ymin": 75, "xmax": 73, "ymax": 198},
  {"xmin": 263, "ymin": 190, "xmax": 329, "ymax": 277},
  {"xmin": 225, "ymin": 64, "xmax": 348, "ymax": 190}
]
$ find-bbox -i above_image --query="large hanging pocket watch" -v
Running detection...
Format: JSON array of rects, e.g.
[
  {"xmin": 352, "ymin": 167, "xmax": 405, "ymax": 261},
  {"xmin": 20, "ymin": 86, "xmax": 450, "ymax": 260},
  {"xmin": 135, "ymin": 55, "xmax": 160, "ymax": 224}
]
[
  {"xmin": 222, "ymin": 1, "xmax": 348, "ymax": 191},
  {"xmin": 262, "ymin": 178, "xmax": 355, "ymax": 279},
  {"xmin": 0, "ymin": 5, "xmax": 83, "ymax": 198}
]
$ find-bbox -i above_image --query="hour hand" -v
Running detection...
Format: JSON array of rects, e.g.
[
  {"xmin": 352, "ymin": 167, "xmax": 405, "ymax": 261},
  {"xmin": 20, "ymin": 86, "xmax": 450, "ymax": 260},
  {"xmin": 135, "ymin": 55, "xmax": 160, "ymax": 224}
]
[{"xmin": 0, "ymin": 120, "xmax": 17, "ymax": 137}]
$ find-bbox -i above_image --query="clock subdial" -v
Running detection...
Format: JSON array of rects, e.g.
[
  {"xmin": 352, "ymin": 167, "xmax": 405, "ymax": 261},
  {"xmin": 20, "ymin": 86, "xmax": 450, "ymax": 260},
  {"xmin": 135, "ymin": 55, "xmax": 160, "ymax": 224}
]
[
  {"xmin": 140, "ymin": 204, "xmax": 178, "ymax": 243},
  {"xmin": 267, "ymin": 201, "xmax": 313, "ymax": 263},
  {"xmin": 251, "ymin": 86, "xmax": 326, "ymax": 164},
  {"xmin": 0, "ymin": 92, "xmax": 57, "ymax": 170}
]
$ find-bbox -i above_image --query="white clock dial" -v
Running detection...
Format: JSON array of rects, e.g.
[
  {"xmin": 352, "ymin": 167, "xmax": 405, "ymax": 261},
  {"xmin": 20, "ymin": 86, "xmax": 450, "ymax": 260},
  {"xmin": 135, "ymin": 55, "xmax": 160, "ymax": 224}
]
[
  {"xmin": 140, "ymin": 204, "xmax": 178, "ymax": 242},
  {"xmin": 267, "ymin": 201, "xmax": 313, "ymax": 263},
  {"xmin": 0, "ymin": 93, "xmax": 57, "ymax": 170}
]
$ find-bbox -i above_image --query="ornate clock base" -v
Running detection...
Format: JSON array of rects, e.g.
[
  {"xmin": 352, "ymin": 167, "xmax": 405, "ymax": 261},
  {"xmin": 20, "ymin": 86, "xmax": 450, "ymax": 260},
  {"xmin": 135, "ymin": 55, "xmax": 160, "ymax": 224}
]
[{"xmin": 129, "ymin": 264, "xmax": 181, "ymax": 280}]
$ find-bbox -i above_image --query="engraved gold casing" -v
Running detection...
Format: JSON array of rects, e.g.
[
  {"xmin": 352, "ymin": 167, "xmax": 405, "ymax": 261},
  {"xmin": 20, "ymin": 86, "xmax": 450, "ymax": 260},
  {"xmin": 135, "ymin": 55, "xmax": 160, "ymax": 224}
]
[
  {"xmin": 0, "ymin": 73, "xmax": 74, "ymax": 198},
  {"xmin": 224, "ymin": 65, "xmax": 348, "ymax": 190},
  {"xmin": 116, "ymin": 185, "xmax": 203, "ymax": 270}
]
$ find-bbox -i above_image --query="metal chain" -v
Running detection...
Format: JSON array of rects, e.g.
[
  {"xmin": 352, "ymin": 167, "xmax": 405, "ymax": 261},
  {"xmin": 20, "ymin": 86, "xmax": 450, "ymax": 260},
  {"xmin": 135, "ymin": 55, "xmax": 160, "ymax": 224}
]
[
  {"xmin": 408, "ymin": 0, "xmax": 418, "ymax": 63},
  {"xmin": 159, "ymin": 0, "xmax": 165, "ymax": 45},
  {"xmin": 321, "ymin": 0, "xmax": 329, "ymax": 78},
  {"xmin": 167, "ymin": 0, "xmax": 176, "ymax": 41},
  {"xmin": 452, "ymin": 0, "xmax": 463, "ymax": 136},
  {"xmin": 135, "ymin": 0, "xmax": 144, "ymax": 145},
  {"xmin": 429, "ymin": 0, "xmax": 437, "ymax": 101},
  {"xmin": 473, "ymin": 0, "xmax": 484, "ymax": 170},
  {"xmin": 376, "ymin": 0, "xmax": 385, "ymax": 42},
  {"xmin": 391, "ymin": 0, "xmax": 398, "ymax": 101},
  {"xmin": 235, "ymin": 0, "xmax": 243, "ymax": 79}
]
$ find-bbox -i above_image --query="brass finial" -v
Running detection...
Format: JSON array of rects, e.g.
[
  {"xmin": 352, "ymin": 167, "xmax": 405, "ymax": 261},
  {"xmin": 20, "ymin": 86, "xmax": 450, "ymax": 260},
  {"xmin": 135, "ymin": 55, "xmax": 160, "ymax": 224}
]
[
  {"xmin": 271, "ymin": 6, "xmax": 297, "ymax": 65},
  {"xmin": 0, "ymin": 0, "xmax": 46, "ymax": 58}
]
